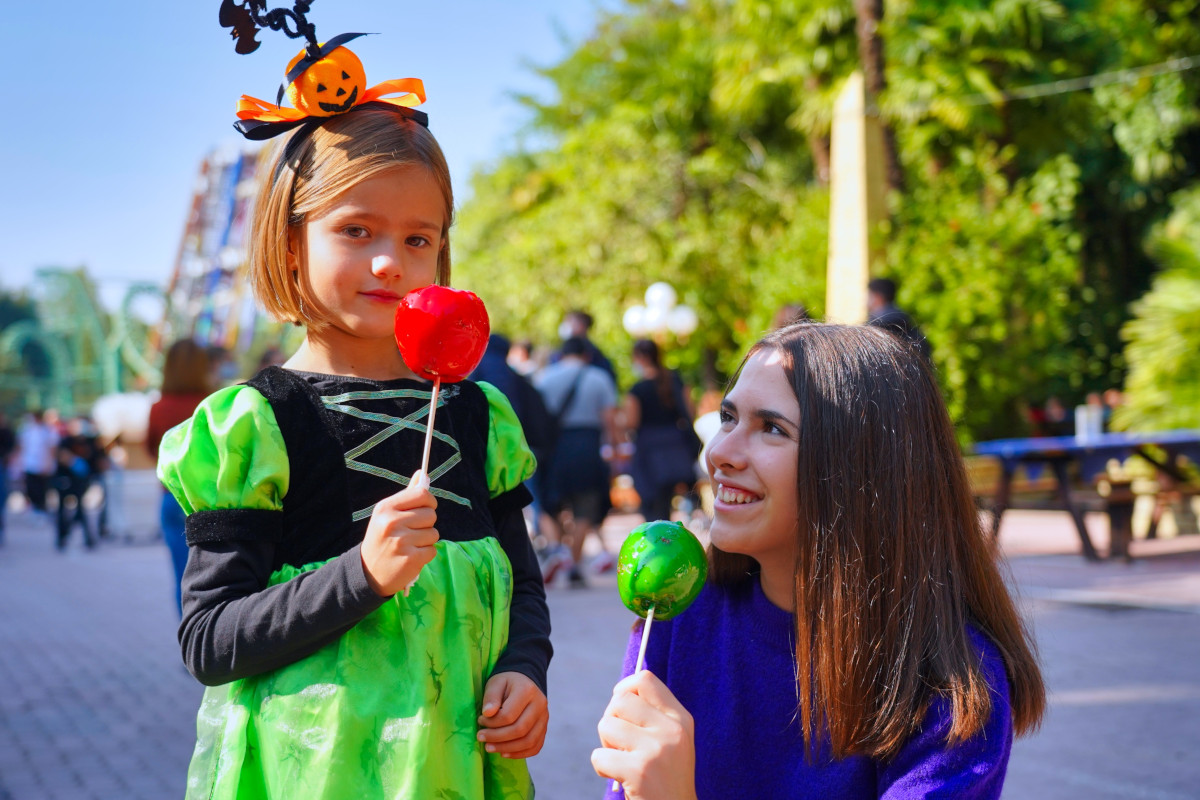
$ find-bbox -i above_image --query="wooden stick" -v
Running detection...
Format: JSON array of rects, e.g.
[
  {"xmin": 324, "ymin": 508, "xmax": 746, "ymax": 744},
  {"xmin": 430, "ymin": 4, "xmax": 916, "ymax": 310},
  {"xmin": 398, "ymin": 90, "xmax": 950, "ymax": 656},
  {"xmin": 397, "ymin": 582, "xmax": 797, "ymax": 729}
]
[
  {"xmin": 420, "ymin": 376, "xmax": 441, "ymax": 475},
  {"xmin": 612, "ymin": 605, "xmax": 657, "ymax": 794}
]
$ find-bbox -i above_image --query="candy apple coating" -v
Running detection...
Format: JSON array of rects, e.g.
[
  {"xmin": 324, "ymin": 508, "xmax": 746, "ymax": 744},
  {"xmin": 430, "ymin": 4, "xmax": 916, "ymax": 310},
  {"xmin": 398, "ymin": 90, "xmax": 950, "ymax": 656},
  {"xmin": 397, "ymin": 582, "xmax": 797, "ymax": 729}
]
[
  {"xmin": 394, "ymin": 286, "xmax": 490, "ymax": 382},
  {"xmin": 617, "ymin": 520, "xmax": 707, "ymax": 621}
]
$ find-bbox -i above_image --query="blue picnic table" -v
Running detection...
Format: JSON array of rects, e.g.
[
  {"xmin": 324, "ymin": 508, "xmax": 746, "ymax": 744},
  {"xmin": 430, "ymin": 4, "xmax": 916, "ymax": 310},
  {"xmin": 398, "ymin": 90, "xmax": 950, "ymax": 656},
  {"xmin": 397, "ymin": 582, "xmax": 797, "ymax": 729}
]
[{"xmin": 973, "ymin": 430, "xmax": 1200, "ymax": 560}]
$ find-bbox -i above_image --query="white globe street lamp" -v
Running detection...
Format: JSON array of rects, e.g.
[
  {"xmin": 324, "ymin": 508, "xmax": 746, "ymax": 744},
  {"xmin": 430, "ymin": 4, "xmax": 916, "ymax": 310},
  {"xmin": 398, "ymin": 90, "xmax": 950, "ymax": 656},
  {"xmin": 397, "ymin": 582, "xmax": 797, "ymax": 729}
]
[{"xmin": 623, "ymin": 281, "xmax": 697, "ymax": 339}]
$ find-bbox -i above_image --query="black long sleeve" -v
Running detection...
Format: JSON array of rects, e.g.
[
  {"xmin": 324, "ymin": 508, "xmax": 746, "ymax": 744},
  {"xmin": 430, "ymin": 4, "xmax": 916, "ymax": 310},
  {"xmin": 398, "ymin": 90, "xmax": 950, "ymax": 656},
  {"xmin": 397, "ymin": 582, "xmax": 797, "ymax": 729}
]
[
  {"xmin": 178, "ymin": 539, "xmax": 387, "ymax": 686},
  {"xmin": 487, "ymin": 489, "xmax": 553, "ymax": 695},
  {"xmin": 179, "ymin": 489, "xmax": 551, "ymax": 692}
]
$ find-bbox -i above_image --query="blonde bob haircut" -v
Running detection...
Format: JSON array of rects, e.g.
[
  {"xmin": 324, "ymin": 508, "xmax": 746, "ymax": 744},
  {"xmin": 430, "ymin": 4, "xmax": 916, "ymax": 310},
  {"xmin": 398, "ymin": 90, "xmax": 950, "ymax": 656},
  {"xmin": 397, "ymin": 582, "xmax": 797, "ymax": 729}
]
[{"xmin": 248, "ymin": 107, "xmax": 454, "ymax": 330}]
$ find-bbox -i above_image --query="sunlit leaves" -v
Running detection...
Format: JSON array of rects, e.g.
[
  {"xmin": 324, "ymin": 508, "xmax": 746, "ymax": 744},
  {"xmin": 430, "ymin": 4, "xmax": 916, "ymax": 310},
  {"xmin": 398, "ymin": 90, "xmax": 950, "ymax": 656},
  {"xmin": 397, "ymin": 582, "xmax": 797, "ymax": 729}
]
[{"xmin": 1113, "ymin": 186, "xmax": 1200, "ymax": 431}]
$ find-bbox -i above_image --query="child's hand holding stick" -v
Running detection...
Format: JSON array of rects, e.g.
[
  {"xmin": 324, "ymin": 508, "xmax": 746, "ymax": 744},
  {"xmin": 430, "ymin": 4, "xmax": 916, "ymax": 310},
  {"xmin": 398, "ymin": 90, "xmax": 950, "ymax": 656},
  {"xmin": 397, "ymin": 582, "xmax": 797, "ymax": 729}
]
[{"xmin": 360, "ymin": 470, "xmax": 438, "ymax": 597}]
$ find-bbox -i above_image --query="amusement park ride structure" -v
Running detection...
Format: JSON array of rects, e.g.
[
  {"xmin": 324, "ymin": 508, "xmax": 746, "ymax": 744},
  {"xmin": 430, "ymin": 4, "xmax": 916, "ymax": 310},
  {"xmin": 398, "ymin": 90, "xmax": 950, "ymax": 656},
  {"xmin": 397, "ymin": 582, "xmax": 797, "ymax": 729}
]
[
  {"xmin": 0, "ymin": 144, "xmax": 302, "ymax": 417},
  {"xmin": 0, "ymin": 268, "xmax": 166, "ymax": 415},
  {"xmin": 162, "ymin": 146, "xmax": 302, "ymax": 372}
]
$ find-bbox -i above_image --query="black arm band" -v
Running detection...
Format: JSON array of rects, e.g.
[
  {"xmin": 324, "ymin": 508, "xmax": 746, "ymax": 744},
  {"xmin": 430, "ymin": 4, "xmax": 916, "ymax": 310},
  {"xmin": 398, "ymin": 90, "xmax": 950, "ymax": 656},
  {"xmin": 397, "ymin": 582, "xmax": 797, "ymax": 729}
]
[{"xmin": 185, "ymin": 508, "xmax": 285, "ymax": 546}]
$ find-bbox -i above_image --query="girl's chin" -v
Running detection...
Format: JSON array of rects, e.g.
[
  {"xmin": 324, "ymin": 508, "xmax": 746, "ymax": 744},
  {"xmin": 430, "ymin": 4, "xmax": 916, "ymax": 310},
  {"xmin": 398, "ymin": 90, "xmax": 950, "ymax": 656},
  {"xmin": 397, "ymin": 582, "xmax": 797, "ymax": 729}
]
[{"xmin": 707, "ymin": 522, "xmax": 751, "ymax": 556}]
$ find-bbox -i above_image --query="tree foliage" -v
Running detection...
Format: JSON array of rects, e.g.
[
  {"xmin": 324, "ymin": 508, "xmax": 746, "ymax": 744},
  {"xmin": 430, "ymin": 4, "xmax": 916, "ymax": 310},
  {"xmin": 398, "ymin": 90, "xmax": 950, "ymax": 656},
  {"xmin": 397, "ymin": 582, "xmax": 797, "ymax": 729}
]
[
  {"xmin": 453, "ymin": 0, "xmax": 1200, "ymax": 439},
  {"xmin": 1111, "ymin": 186, "xmax": 1200, "ymax": 431}
]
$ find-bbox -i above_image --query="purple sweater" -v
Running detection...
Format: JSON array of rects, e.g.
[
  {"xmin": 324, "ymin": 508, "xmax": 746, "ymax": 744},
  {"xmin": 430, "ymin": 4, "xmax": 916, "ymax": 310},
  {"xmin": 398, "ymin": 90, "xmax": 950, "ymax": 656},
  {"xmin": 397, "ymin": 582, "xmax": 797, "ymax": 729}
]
[{"xmin": 605, "ymin": 578, "xmax": 1013, "ymax": 799}]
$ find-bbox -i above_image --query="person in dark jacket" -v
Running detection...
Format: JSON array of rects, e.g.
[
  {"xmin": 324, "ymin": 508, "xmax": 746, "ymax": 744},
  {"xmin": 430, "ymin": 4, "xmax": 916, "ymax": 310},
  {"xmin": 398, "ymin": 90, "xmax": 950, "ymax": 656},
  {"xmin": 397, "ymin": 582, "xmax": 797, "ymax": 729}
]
[{"xmin": 867, "ymin": 278, "xmax": 931, "ymax": 363}]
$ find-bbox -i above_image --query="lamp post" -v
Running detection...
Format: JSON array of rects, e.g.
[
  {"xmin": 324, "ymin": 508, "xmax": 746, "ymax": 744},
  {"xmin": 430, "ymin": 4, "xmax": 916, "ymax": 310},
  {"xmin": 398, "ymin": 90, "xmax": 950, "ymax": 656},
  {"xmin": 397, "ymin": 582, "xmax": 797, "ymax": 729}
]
[{"xmin": 622, "ymin": 282, "xmax": 699, "ymax": 339}]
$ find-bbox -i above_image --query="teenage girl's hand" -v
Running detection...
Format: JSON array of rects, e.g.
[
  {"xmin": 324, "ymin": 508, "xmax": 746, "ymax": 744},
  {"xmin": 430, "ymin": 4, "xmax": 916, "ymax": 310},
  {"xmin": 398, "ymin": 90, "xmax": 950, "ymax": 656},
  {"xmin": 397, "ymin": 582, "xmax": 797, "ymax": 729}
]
[
  {"xmin": 476, "ymin": 672, "xmax": 549, "ymax": 759},
  {"xmin": 591, "ymin": 670, "xmax": 698, "ymax": 800},
  {"xmin": 360, "ymin": 471, "xmax": 438, "ymax": 597}
]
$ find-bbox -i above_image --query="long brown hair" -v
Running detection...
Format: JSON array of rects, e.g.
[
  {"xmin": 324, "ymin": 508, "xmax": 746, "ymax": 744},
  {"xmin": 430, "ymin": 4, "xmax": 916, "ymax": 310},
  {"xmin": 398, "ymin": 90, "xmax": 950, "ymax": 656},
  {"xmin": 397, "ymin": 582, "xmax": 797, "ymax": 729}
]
[
  {"xmin": 710, "ymin": 323, "xmax": 1044, "ymax": 760},
  {"xmin": 160, "ymin": 339, "xmax": 212, "ymax": 396}
]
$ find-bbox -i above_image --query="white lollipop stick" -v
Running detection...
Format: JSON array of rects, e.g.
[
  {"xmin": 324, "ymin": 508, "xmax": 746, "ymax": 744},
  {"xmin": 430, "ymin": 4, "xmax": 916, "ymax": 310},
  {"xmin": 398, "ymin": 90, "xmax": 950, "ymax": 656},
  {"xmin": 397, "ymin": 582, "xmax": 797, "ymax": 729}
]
[
  {"xmin": 420, "ymin": 376, "xmax": 442, "ymax": 475},
  {"xmin": 612, "ymin": 605, "xmax": 656, "ymax": 794},
  {"xmin": 634, "ymin": 605, "xmax": 655, "ymax": 673},
  {"xmin": 400, "ymin": 464, "xmax": 429, "ymax": 598},
  {"xmin": 403, "ymin": 380, "xmax": 440, "ymax": 602}
]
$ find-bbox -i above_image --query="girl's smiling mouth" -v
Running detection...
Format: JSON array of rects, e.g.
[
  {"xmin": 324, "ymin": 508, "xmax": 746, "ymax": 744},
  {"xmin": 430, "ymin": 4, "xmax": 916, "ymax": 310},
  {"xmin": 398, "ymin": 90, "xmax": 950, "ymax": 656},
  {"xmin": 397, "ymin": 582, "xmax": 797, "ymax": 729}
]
[{"xmin": 716, "ymin": 483, "xmax": 762, "ymax": 505}]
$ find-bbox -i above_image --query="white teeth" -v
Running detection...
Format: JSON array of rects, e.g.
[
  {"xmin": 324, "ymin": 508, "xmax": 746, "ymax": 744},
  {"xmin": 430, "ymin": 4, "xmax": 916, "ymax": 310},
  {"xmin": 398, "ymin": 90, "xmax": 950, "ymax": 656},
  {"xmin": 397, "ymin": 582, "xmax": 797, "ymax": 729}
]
[{"xmin": 717, "ymin": 484, "xmax": 760, "ymax": 504}]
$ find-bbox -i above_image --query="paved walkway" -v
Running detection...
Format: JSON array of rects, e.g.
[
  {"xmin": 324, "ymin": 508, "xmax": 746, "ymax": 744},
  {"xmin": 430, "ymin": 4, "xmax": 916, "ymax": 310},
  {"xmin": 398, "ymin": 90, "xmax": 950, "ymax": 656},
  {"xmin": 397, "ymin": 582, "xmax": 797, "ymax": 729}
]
[{"xmin": 1, "ymin": 475, "xmax": 1198, "ymax": 798}]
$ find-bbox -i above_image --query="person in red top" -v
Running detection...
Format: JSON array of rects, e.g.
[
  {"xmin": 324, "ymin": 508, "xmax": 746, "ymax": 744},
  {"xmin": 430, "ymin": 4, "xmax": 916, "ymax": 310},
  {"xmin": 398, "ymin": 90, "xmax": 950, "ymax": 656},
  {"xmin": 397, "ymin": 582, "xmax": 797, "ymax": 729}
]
[{"xmin": 146, "ymin": 340, "xmax": 213, "ymax": 615}]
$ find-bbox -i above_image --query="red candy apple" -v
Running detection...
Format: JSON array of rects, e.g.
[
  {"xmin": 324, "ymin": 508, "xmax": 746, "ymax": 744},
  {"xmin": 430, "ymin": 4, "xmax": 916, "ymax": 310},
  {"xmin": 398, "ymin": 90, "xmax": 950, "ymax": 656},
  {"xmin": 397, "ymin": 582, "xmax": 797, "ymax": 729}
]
[{"xmin": 394, "ymin": 285, "xmax": 490, "ymax": 382}]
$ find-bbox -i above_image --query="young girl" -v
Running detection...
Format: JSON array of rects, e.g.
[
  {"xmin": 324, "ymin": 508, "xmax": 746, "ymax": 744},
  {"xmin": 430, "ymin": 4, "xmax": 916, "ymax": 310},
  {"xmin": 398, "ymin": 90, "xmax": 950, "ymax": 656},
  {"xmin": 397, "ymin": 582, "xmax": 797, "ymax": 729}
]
[
  {"xmin": 159, "ymin": 105, "xmax": 551, "ymax": 799},
  {"xmin": 592, "ymin": 322, "xmax": 1045, "ymax": 799}
]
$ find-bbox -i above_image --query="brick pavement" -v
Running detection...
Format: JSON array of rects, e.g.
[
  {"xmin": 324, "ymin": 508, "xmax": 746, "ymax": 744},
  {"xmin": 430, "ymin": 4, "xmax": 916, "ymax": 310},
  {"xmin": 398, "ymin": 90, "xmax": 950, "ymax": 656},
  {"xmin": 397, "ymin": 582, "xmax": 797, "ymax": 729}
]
[{"xmin": 1, "ymin": 475, "xmax": 1198, "ymax": 799}]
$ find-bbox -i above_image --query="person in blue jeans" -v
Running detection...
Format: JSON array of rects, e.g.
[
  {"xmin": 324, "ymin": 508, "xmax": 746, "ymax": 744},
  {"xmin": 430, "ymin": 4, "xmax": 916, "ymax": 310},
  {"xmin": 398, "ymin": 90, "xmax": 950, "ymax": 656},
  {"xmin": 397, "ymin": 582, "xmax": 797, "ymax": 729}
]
[{"xmin": 146, "ymin": 340, "xmax": 213, "ymax": 614}]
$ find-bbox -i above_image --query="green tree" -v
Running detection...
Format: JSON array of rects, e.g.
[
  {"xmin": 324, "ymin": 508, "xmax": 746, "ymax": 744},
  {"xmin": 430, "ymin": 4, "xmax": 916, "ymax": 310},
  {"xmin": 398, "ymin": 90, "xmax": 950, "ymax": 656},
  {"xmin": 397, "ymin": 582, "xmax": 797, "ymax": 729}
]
[
  {"xmin": 1111, "ymin": 186, "xmax": 1200, "ymax": 431},
  {"xmin": 456, "ymin": 0, "xmax": 829, "ymax": 387},
  {"xmin": 454, "ymin": 0, "xmax": 1200, "ymax": 439}
]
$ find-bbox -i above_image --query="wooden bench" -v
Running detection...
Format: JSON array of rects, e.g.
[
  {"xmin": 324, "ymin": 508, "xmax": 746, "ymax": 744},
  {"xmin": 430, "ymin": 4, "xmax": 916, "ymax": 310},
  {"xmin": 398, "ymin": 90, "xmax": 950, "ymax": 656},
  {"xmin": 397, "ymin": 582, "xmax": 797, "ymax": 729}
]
[
  {"xmin": 967, "ymin": 452, "xmax": 1199, "ymax": 558},
  {"xmin": 966, "ymin": 453, "xmax": 1109, "ymax": 557}
]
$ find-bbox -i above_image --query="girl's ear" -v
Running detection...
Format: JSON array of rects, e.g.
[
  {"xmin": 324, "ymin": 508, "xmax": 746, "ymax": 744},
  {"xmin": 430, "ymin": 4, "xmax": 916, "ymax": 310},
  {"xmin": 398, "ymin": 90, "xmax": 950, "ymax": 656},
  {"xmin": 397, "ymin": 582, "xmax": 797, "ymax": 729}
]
[{"xmin": 286, "ymin": 227, "xmax": 300, "ymax": 274}]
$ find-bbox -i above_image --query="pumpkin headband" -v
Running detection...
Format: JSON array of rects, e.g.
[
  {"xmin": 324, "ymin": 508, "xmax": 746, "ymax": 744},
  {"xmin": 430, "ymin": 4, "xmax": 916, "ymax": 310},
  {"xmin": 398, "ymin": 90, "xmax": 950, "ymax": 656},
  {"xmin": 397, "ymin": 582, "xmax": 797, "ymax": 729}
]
[{"xmin": 218, "ymin": 0, "xmax": 428, "ymax": 141}]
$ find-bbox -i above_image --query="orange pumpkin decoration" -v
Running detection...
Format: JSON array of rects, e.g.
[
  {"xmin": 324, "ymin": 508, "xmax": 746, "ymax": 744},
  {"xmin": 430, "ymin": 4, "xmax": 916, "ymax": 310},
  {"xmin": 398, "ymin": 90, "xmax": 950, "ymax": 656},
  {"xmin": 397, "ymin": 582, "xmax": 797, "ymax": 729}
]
[{"xmin": 285, "ymin": 45, "xmax": 366, "ymax": 117}]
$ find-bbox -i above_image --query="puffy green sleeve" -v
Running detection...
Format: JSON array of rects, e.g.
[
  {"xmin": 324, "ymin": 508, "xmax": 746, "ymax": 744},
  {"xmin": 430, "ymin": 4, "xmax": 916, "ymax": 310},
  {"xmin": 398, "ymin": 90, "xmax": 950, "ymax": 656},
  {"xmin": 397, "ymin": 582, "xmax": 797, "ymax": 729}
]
[
  {"xmin": 157, "ymin": 385, "xmax": 289, "ymax": 514},
  {"xmin": 477, "ymin": 381, "xmax": 537, "ymax": 499}
]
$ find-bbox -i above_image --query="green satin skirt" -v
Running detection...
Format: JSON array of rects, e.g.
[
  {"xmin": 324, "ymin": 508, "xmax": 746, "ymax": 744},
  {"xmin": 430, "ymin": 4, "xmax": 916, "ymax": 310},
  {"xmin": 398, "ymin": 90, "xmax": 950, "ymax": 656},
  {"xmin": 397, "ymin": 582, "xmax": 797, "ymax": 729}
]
[{"xmin": 185, "ymin": 538, "xmax": 534, "ymax": 799}]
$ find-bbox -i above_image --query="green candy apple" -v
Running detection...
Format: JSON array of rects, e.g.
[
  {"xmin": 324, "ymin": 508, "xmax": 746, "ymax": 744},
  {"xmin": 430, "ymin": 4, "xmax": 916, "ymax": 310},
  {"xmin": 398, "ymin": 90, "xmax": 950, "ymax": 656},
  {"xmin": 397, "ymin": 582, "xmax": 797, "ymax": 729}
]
[{"xmin": 617, "ymin": 520, "xmax": 707, "ymax": 621}]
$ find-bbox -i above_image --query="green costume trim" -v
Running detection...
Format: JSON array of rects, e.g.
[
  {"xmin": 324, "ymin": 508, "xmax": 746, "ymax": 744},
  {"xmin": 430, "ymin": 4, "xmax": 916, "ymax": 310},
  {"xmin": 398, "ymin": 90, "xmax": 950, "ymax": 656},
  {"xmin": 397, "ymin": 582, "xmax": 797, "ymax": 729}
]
[
  {"xmin": 158, "ymin": 381, "xmax": 535, "ymax": 518},
  {"xmin": 157, "ymin": 385, "xmax": 287, "ymax": 515},
  {"xmin": 477, "ymin": 382, "xmax": 537, "ymax": 498},
  {"xmin": 322, "ymin": 386, "xmax": 470, "ymax": 516},
  {"xmin": 185, "ymin": 539, "xmax": 533, "ymax": 800}
]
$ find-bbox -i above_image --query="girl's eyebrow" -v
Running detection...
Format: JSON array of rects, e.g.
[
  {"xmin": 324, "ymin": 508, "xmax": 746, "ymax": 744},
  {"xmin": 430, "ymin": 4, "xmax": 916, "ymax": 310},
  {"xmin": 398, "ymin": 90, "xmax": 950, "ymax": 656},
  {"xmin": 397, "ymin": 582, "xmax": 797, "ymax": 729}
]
[
  {"xmin": 721, "ymin": 398, "xmax": 799, "ymax": 432},
  {"xmin": 327, "ymin": 207, "xmax": 442, "ymax": 232}
]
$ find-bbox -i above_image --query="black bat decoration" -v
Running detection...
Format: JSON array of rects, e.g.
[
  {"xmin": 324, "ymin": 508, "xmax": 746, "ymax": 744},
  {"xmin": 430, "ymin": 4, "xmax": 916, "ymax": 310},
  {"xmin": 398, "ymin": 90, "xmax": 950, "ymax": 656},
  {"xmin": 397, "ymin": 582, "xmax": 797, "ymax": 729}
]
[
  {"xmin": 218, "ymin": 0, "xmax": 318, "ymax": 55},
  {"xmin": 219, "ymin": 0, "xmax": 262, "ymax": 54}
]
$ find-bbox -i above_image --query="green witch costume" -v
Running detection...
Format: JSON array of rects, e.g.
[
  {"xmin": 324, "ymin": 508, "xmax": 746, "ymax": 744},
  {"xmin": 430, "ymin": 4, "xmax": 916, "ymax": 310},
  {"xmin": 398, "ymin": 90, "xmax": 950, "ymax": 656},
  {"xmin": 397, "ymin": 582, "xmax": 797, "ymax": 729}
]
[{"xmin": 159, "ymin": 367, "xmax": 550, "ymax": 799}]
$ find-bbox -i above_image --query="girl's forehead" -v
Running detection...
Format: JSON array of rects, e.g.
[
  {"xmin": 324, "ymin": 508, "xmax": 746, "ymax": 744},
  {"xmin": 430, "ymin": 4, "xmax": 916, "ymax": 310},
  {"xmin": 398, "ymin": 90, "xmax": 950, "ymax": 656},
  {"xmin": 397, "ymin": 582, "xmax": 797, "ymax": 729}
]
[
  {"xmin": 728, "ymin": 348, "xmax": 792, "ymax": 402},
  {"xmin": 314, "ymin": 164, "xmax": 446, "ymax": 219}
]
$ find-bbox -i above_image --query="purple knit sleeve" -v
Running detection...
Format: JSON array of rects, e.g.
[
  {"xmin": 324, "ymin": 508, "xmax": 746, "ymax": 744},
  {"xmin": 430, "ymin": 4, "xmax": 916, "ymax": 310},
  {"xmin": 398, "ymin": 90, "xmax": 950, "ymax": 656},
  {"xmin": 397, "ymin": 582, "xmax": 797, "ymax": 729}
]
[
  {"xmin": 877, "ymin": 631, "xmax": 1014, "ymax": 799},
  {"xmin": 603, "ymin": 616, "xmax": 673, "ymax": 800}
]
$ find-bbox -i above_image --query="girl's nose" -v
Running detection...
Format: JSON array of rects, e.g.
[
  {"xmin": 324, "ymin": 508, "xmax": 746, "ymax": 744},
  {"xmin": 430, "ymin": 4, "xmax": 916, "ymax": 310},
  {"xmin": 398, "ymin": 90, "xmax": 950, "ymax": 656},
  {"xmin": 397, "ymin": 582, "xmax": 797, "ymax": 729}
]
[
  {"xmin": 706, "ymin": 428, "xmax": 744, "ymax": 474},
  {"xmin": 371, "ymin": 253, "xmax": 398, "ymax": 278}
]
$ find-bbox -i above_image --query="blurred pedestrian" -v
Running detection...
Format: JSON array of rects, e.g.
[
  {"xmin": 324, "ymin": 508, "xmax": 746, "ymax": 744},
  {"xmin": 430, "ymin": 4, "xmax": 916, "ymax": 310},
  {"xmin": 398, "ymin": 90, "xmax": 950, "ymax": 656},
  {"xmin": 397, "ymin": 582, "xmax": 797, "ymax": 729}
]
[
  {"xmin": 1101, "ymin": 388, "xmax": 1124, "ymax": 431},
  {"xmin": 256, "ymin": 346, "xmax": 287, "ymax": 372},
  {"xmin": 867, "ymin": 277, "xmax": 931, "ymax": 362},
  {"xmin": 100, "ymin": 434, "xmax": 129, "ymax": 539},
  {"xmin": 552, "ymin": 309, "xmax": 616, "ymax": 382},
  {"xmin": 54, "ymin": 416, "xmax": 103, "ymax": 551},
  {"xmin": 0, "ymin": 412, "xmax": 14, "ymax": 545},
  {"xmin": 624, "ymin": 339, "xmax": 701, "ymax": 524},
  {"xmin": 507, "ymin": 339, "xmax": 540, "ymax": 377},
  {"xmin": 146, "ymin": 340, "xmax": 212, "ymax": 615},
  {"xmin": 1041, "ymin": 396, "xmax": 1073, "ymax": 437},
  {"xmin": 771, "ymin": 302, "xmax": 808, "ymax": 330},
  {"xmin": 471, "ymin": 333, "xmax": 556, "ymax": 539},
  {"xmin": 207, "ymin": 344, "xmax": 239, "ymax": 388},
  {"xmin": 17, "ymin": 409, "xmax": 58, "ymax": 516},
  {"xmin": 536, "ymin": 336, "xmax": 621, "ymax": 587}
]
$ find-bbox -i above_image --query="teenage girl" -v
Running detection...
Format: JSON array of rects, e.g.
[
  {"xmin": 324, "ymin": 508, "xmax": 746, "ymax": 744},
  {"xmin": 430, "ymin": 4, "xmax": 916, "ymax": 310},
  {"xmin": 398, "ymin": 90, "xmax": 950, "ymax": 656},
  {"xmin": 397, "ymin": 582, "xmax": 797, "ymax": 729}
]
[
  {"xmin": 592, "ymin": 322, "xmax": 1044, "ymax": 799},
  {"xmin": 159, "ymin": 106, "xmax": 551, "ymax": 799}
]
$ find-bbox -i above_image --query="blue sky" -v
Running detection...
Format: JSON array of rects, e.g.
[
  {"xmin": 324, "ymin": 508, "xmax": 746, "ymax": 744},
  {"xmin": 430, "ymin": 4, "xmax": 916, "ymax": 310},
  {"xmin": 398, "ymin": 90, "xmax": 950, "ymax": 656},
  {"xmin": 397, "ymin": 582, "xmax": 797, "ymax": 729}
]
[{"xmin": 0, "ymin": 1, "xmax": 609, "ymax": 303}]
